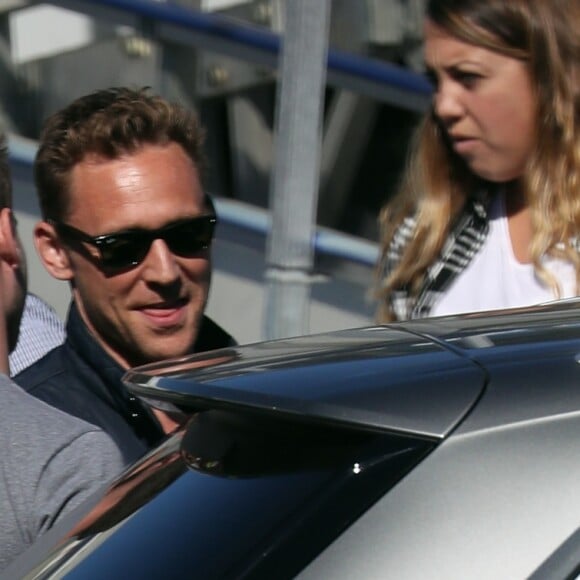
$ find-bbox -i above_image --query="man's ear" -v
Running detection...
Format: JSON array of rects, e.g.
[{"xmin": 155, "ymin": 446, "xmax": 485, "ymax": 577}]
[
  {"xmin": 34, "ymin": 220, "xmax": 74, "ymax": 281},
  {"xmin": 0, "ymin": 208, "xmax": 22, "ymax": 269}
]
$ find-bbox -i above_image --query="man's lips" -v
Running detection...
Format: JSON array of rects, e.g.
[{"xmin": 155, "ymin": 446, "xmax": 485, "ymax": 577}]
[{"xmin": 138, "ymin": 299, "xmax": 188, "ymax": 326}]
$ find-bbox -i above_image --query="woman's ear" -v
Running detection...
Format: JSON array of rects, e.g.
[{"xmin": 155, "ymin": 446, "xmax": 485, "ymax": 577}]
[{"xmin": 34, "ymin": 220, "xmax": 74, "ymax": 281}]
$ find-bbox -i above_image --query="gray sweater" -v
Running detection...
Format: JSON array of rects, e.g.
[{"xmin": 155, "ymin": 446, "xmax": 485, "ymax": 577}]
[{"xmin": 0, "ymin": 374, "xmax": 125, "ymax": 571}]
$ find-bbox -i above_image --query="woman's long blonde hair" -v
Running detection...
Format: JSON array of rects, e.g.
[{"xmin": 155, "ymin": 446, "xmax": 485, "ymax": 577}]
[{"xmin": 375, "ymin": 0, "xmax": 580, "ymax": 322}]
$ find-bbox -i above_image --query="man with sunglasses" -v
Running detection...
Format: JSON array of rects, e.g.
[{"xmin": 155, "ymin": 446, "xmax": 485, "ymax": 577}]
[{"xmin": 15, "ymin": 87, "xmax": 234, "ymax": 464}]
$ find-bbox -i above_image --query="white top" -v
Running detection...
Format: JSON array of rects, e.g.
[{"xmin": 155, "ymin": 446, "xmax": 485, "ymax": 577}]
[{"xmin": 431, "ymin": 193, "xmax": 577, "ymax": 317}]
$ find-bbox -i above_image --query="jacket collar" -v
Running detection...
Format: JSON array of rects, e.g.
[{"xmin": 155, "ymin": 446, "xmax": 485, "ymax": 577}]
[
  {"xmin": 65, "ymin": 302, "xmax": 163, "ymax": 446},
  {"xmin": 64, "ymin": 301, "xmax": 235, "ymax": 445}
]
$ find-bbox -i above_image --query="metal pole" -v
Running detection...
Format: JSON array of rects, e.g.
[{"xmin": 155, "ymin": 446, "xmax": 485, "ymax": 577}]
[{"xmin": 264, "ymin": 0, "xmax": 331, "ymax": 340}]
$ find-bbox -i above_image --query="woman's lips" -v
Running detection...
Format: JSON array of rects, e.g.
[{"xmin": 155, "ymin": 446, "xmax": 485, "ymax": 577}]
[{"xmin": 451, "ymin": 136, "xmax": 479, "ymax": 155}]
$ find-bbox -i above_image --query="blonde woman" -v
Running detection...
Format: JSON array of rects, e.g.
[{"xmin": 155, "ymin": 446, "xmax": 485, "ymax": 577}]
[{"xmin": 375, "ymin": 0, "xmax": 580, "ymax": 322}]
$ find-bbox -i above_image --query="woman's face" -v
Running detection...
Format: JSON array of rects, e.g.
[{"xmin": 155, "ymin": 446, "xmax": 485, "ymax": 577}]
[{"xmin": 424, "ymin": 19, "xmax": 537, "ymax": 183}]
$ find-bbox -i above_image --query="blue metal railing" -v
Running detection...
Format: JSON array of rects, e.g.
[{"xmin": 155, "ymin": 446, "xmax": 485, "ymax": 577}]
[{"xmin": 50, "ymin": 0, "xmax": 432, "ymax": 111}]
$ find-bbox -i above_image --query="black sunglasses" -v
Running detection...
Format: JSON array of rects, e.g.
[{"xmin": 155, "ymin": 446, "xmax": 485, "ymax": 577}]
[{"xmin": 49, "ymin": 214, "xmax": 217, "ymax": 272}]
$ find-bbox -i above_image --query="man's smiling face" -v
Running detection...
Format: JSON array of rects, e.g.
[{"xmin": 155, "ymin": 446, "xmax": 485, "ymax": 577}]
[{"xmin": 58, "ymin": 142, "xmax": 212, "ymax": 368}]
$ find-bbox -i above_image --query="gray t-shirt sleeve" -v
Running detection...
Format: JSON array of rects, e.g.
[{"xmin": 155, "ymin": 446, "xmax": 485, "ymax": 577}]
[
  {"xmin": 34, "ymin": 429, "xmax": 125, "ymax": 536},
  {"xmin": 0, "ymin": 377, "xmax": 125, "ymax": 570}
]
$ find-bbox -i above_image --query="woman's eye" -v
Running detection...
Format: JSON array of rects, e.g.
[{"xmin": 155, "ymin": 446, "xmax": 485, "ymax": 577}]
[
  {"xmin": 453, "ymin": 71, "xmax": 481, "ymax": 88},
  {"xmin": 425, "ymin": 69, "xmax": 439, "ymax": 90}
]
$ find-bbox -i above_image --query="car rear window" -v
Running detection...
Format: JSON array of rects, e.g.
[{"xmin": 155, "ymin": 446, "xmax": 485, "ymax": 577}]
[{"xmin": 16, "ymin": 410, "xmax": 435, "ymax": 579}]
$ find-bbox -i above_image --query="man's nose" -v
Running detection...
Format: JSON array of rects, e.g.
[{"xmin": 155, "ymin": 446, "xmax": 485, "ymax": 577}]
[{"xmin": 140, "ymin": 239, "xmax": 181, "ymax": 284}]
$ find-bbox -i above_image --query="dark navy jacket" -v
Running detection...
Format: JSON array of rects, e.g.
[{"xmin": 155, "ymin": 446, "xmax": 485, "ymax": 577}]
[{"xmin": 15, "ymin": 302, "xmax": 235, "ymax": 465}]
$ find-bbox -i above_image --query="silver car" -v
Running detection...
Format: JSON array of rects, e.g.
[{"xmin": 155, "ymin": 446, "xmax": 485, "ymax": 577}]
[{"xmin": 7, "ymin": 300, "xmax": 580, "ymax": 579}]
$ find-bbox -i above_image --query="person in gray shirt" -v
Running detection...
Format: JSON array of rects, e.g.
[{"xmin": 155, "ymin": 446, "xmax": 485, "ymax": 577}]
[
  {"xmin": 0, "ymin": 375, "xmax": 125, "ymax": 570},
  {"xmin": 0, "ymin": 134, "xmax": 125, "ymax": 570}
]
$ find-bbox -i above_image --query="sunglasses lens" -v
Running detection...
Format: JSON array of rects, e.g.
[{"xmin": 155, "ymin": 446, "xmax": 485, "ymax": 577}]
[
  {"xmin": 99, "ymin": 235, "xmax": 150, "ymax": 270},
  {"xmin": 165, "ymin": 217, "xmax": 216, "ymax": 256}
]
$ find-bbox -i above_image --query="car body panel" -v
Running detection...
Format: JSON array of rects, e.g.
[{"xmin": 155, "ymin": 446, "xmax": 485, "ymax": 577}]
[{"xmin": 298, "ymin": 411, "xmax": 580, "ymax": 580}]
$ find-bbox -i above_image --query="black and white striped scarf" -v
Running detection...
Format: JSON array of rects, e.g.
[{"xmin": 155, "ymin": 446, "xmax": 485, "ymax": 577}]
[{"xmin": 381, "ymin": 193, "xmax": 491, "ymax": 321}]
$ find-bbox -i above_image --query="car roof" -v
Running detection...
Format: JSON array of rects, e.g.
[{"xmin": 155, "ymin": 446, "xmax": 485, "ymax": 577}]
[{"xmin": 124, "ymin": 300, "xmax": 580, "ymax": 440}]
